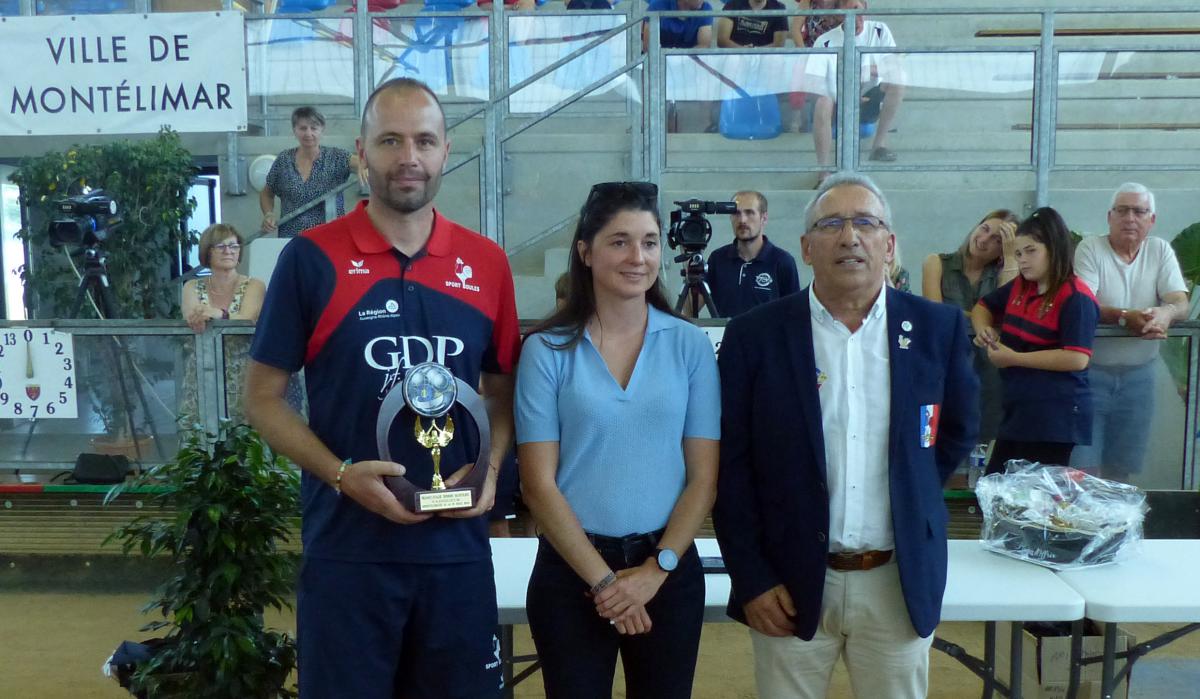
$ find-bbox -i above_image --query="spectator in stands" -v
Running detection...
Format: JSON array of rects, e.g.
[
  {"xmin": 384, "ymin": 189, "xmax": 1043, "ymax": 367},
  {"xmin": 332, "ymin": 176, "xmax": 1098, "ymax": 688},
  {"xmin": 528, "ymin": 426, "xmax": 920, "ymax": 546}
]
[
  {"xmin": 704, "ymin": 190, "xmax": 800, "ymax": 317},
  {"xmin": 972, "ymin": 207, "xmax": 1099, "ymax": 474},
  {"xmin": 1071, "ymin": 183, "xmax": 1190, "ymax": 481},
  {"xmin": 260, "ymin": 106, "xmax": 361, "ymax": 238},
  {"xmin": 646, "ymin": 0, "xmax": 716, "ymax": 132},
  {"xmin": 517, "ymin": 181, "xmax": 719, "ymax": 698},
  {"xmin": 646, "ymin": 0, "xmax": 714, "ymax": 49},
  {"xmin": 791, "ymin": 0, "xmax": 838, "ymax": 48},
  {"xmin": 180, "ymin": 224, "xmax": 267, "ymax": 424},
  {"xmin": 886, "ymin": 237, "xmax": 910, "ymax": 292},
  {"xmin": 805, "ymin": 0, "xmax": 904, "ymax": 184},
  {"xmin": 923, "ymin": 209, "xmax": 1020, "ymax": 443},
  {"xmin": 717, "ymin": 0, "xmax": 788, "ymax": 48},
  {"xmin": 786, "ymin": 0, "xmax": 838, "ymax": 131}
]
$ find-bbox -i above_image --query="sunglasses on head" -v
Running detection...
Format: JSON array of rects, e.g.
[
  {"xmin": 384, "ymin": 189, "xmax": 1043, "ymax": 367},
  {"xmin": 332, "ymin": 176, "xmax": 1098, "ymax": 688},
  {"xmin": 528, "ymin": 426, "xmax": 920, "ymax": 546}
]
[{"xmin": 585, "ymin": 181, "xmax": 658, "ymax": 207}]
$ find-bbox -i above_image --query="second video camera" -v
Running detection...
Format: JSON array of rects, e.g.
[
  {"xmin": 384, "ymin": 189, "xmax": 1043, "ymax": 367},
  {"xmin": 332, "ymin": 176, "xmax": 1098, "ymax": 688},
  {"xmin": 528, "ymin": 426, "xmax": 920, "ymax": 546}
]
[
  {"xmin": 667, "ymin": 199, "xmax": 738, "ymax": 254},
  {"xmin": 49, "ymin": 190, "xmax": 122, "ymax": 248}
]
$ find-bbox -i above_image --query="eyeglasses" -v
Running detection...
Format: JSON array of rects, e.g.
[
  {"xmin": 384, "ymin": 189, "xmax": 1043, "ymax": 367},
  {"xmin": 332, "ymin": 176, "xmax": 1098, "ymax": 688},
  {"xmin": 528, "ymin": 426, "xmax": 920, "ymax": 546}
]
[
  {"xmin": 1111, "ymin": 205, "xmax": 1151, "ymax": 218},
  {"xmin": 811, "ymin": 215, "xmax": 888, "ymax": 234},
  {"xmin": 213, "ymin": 243, "xmax": 242, "ymax": 253},
  {"xmin": 585, "ymin": 181, "xmax": 658, "ymax": 207}
]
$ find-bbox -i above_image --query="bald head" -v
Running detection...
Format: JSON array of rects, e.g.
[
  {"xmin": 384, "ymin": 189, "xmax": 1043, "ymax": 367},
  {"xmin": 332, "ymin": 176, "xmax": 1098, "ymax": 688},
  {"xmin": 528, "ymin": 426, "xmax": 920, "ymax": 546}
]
[{"xmin": 361, "ymin": 78, "xmax": 446, "ymax": 139}]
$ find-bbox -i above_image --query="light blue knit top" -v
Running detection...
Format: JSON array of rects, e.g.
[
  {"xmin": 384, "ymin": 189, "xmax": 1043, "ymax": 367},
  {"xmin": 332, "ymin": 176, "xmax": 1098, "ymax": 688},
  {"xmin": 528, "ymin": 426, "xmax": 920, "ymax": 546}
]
[{"xmin": 515, "ymin": 306, "xmax": 721, "ymax": 537}]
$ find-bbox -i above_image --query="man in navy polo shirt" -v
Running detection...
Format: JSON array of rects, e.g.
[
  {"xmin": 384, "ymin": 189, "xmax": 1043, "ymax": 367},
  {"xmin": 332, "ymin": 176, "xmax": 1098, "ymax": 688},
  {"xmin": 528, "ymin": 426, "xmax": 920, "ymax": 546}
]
[
  {"xmin": 245, "ymin": 77, "xmax": 519, "ymax": 699},
  {"xmin": 704, "ymin": 190, "xmax": 800, "ymax": 317}
]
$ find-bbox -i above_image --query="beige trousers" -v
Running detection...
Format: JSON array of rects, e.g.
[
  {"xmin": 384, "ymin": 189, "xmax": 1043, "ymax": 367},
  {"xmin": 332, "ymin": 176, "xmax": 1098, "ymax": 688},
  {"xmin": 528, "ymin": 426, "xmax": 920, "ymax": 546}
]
[{"xmin": 750, "ymin": 560, "xmax": 933, "ymax": 699}]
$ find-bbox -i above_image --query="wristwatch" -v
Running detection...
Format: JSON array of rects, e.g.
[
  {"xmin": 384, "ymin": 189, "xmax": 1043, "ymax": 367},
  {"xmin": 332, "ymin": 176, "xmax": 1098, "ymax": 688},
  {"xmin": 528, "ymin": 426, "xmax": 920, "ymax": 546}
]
[
  {"xmin": 655, "ymin": 548, "xmax": 679, "ymax": 572},
  {"xmin": 1118, "ymin": 310, "xmax": 1128, "ymax": 327}
]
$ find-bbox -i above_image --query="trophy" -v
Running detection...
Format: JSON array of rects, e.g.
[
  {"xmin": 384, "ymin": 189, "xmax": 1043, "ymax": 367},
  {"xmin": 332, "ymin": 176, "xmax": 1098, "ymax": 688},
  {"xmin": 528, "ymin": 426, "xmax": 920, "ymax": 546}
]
[{"xmin": 375, "ymin": 361, "xmax": 491, "ymax": 513}]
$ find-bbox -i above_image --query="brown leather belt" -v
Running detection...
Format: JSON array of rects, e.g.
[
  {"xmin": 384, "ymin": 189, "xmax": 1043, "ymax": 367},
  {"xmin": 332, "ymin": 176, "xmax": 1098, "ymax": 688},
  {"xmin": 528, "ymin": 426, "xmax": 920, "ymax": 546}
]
[{"xmin": 827, "ymin": 550, "xmax": 893, "ymax": 572}]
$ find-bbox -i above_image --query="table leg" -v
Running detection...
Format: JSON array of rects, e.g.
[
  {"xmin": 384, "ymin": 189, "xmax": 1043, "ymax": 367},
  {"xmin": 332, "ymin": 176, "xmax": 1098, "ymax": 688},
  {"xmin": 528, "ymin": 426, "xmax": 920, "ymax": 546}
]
[
  {"xmin": 1101, "ymin": 622, "xmax": 1118, "ymax": 699},
  {"xmin": 501, "ymin": 624, "xmax": 514, "ymax": 699},
  {"xmin": 1009, "ymin": 621, "xmax": 1023, "ymax": 699},
  {"xmin": 1067, "ymin": 619, "xmax": 1083, "ymax": 699},
  {"xmin": 982, "ymin": 620, "xmax": 996, "ymax": 699}
]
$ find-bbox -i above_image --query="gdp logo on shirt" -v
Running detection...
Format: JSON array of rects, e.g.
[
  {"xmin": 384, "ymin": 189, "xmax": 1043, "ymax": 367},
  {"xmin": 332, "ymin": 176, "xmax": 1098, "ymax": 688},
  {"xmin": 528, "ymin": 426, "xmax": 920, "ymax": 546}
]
[{"xmin": 363, "ymin": 335, "xmax": 466, "ymax": 397}]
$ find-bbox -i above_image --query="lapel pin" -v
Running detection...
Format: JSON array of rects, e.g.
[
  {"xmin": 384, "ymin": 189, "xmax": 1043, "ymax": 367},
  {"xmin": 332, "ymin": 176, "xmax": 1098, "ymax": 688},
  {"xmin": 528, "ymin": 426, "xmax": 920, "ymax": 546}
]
[
  {"xmin": 901, "ymin": 320, "xmax": 913, "ymax": 331},
  {"xmin": 898, "ymin": 335, "xmax": 911, "ymax": 350}
]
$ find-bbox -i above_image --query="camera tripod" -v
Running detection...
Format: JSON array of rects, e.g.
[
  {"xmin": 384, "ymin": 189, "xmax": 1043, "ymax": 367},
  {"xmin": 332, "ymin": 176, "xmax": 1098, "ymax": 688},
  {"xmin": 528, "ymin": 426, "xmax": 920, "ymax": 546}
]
[
  {"xmin": 21, "ymin": 246, "xmax": 164, "ymax": 464},
  {"xmin": 673, "ymin": 250, "xmax": 719, "ymax": 318}
]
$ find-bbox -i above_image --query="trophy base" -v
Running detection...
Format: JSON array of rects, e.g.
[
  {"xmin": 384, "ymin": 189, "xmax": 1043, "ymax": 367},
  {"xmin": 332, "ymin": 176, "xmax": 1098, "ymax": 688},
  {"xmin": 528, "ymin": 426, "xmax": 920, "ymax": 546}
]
[{"xmin": 415, "ymin": 487, "xmax": 476, "ymax": 513}]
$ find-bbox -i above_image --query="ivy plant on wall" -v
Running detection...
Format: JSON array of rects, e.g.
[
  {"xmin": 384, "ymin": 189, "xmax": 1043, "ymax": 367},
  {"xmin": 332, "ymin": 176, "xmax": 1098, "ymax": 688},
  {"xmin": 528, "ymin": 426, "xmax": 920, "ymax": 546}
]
[{"xmin": 10, "ymin": 128, "xmax": 197, "ymax": 319}]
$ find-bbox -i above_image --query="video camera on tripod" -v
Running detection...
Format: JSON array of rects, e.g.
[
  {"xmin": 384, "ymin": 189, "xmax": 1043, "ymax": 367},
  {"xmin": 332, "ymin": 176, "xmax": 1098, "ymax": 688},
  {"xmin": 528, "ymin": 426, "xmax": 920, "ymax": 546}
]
[
  {"xmin": 668, "ymin": 198, "xmax": 737, "ymax": 317},
  {"xmin": 49, "ymin": 190, "xmax": 122, "ymax": 248}
]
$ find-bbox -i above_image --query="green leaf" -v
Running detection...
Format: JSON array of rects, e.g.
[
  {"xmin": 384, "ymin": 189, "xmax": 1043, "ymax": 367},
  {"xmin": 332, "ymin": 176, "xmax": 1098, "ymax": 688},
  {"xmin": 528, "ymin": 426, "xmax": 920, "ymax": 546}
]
[{"xmin": 1171, "ymin": 221, "xmax": 1200, "ymax": 291}]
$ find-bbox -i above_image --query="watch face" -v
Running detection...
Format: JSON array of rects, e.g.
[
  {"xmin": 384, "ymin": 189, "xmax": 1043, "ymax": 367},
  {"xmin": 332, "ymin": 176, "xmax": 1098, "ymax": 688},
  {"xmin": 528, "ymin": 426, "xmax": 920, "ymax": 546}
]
[
  {"xmin": 402, "ymin": 362, "xmax": 458, "ymax": 418},
  {"xmin": 657, "ymin": 548, "xmax": 679, "ymax": 572}
]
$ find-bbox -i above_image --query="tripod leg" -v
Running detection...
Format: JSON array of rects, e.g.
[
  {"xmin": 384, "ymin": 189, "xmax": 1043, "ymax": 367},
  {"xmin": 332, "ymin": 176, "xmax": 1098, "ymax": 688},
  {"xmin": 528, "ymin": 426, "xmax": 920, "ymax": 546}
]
[
  {"xmin": 20, "ymin": 417, "xmax": 38, "ymax": 459},
  {"xmin": 93, "ymin": 272, "xmax": 164, "ymax": 461},
  {"xmin": 700, "ymin": 281, "xmax": 720, "ymax": 318},
  {"xmin": 121, "ymin": 339, "xmax": 166, "ymax": 461},
  {"xmin": 675, "ymin": 285, "xmax": 691, "ymax": 315},
  {"xmin": 70, "ymin": 275, "xmax": 94, "ymax": 319}
]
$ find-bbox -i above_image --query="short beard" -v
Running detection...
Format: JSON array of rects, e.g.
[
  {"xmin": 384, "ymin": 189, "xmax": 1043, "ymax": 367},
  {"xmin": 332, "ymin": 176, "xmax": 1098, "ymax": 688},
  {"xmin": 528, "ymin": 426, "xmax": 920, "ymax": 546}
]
[{"xmin": 370, "ymin": 170, "xmax": 442, "ymax": 214}]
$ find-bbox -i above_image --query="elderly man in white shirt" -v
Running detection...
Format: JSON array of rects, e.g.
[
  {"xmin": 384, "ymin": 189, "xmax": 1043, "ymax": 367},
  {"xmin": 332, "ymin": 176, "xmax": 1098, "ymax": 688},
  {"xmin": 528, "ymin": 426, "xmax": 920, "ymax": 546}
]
[{"xmin": 1071, "ymin": 182, "xmax": 1189, "ymax": 481}]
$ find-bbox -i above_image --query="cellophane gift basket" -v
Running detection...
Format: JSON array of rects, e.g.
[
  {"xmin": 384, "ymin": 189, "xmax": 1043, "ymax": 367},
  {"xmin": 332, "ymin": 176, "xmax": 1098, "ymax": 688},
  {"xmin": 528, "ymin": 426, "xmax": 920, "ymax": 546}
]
[{"xmin": 975, "ymin": 461, "xmax": 1147, "ymax": 570}]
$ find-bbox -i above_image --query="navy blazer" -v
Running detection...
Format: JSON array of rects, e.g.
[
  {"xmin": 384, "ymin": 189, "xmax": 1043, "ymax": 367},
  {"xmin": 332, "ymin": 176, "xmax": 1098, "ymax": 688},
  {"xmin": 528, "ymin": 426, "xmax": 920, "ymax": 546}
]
[{"xmin": 712, "ymin": 287, "xmax": 979, "ymax": 639}]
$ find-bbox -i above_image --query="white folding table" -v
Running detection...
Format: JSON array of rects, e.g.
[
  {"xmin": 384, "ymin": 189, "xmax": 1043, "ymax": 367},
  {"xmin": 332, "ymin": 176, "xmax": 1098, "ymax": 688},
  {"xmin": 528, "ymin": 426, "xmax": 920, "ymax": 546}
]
[
  {"xmin": 938, "ymin": 541, "xmax": 1087, "ymax": 699},
  {"xmin": 490, "ymin": 538, "xmax": 1087, "ymax": 699},
  {"xmin": 1055, "ymin": 539, "xmax": 1200, "ymax": 699}
]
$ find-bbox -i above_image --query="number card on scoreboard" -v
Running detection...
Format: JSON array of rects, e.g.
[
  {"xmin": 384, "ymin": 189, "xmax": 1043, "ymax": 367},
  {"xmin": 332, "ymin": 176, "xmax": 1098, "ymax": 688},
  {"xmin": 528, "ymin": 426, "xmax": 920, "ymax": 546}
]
[{"xmin": 0, "ymin": 328, "xmax": 79, "ymax": 419}]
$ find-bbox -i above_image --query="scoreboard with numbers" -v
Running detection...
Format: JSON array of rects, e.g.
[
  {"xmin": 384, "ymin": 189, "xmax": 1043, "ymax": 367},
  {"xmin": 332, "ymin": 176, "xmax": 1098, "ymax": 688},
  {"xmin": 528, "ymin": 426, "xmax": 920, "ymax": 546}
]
[{"xmin": 0, "ymin": 328, "xmax": 79, "ymax": 419}]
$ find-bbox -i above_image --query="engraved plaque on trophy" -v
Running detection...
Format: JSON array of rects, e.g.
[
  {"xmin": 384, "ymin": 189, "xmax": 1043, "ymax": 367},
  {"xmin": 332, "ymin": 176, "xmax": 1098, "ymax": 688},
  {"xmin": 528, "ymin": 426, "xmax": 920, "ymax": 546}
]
[{"xmin": 375, "ymin": 362, "xmax": 491, "ymax": 513}]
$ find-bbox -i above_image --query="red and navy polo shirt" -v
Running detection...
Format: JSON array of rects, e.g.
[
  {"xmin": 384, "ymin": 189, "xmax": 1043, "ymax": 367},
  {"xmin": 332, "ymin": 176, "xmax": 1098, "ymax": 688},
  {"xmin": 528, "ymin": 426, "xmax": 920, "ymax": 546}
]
[
  {"xmin": 251, "ymin": 201, "xmax": 520, "ymax": 563},
  {"xmin": 979, "ymin": 275, "xmax": 1099, "ymax": 444}
]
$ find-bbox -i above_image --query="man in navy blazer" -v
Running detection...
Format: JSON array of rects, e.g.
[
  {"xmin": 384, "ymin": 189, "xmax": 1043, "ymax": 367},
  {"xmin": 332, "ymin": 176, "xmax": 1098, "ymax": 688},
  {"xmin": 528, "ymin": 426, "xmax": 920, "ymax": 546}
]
[{"xmin": 713, "ymin": 173, "xmax": 978, "ymax": 698}]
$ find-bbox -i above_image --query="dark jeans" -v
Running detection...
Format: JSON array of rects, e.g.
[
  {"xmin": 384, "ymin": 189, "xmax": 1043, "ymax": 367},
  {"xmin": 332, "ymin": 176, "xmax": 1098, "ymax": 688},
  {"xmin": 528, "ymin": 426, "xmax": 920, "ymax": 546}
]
[
  {"xmin": 987, "ymin": 439, "xmax": 1075, "ymax": 475},
  {"xmin": 526, "ymin": 537, "xmax": 704, "ymax": 699}
]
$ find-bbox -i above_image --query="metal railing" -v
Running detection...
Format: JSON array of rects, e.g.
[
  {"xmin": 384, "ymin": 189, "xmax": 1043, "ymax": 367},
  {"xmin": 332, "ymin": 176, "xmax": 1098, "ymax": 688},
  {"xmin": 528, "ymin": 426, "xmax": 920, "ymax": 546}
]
[
  {"xmin": 222, "ymin": 4, "xmax": 1200, "ymax": 252},
  {"xmin": 0, "ymin": 319, "xmax": 1195, "ymax": 489}
]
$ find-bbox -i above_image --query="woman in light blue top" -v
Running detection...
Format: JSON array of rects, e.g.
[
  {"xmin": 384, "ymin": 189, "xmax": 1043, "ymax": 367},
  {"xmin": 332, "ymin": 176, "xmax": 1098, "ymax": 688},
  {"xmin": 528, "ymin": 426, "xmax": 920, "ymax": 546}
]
[{"xmin": 516, "ymin": 181, "xmax": 720, "ymax": 699}]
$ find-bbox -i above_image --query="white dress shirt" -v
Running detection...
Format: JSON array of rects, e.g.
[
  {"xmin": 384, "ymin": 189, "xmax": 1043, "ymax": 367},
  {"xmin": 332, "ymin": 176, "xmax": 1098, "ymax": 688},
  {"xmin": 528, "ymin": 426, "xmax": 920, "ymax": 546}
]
[{"xmin": 809, "ymin": 286, "xmax": 894, "ymax": 553}]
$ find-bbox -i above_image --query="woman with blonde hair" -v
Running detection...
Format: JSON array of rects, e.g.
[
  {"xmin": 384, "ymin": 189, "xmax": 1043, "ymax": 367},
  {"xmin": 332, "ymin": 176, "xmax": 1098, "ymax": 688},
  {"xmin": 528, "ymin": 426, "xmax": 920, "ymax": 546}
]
[{"xmin": 922, "ymin": 209, "xmax": 1020, "ymax": 442}]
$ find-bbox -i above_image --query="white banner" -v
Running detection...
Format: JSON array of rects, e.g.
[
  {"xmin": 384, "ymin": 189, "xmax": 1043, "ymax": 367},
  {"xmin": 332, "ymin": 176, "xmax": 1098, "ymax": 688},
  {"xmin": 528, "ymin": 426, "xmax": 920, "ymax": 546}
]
[{"xmin": 0, "ymin": 12, "xmax": 247, "ymax": 136}]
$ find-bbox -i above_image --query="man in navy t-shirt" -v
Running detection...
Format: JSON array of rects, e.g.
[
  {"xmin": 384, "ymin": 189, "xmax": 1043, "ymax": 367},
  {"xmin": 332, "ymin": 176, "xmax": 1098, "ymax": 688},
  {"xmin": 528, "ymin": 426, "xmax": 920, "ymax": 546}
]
[
  {"xmin": 645, "ymin": 0, "xmax": 715, "ymax": 48},
  {"xmin": 717, "ymin": 0, "xmax": 788, "ymax": 48},
  {"xmin": 245, "ymin": 78, "xmax": 520, "ymax": 699},
  {"xmin": 703, "ymin": 190, "xmax": 800, "ymax": 317}
]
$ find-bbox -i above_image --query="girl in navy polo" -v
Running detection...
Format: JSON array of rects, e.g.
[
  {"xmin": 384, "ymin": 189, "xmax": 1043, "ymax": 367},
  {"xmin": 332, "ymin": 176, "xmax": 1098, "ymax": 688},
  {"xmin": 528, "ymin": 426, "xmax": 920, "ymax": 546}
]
[
  {"xmin": 515, "ymin": 182, "xmax": 720, "ymax": 699},
  {"xmin": 971, "ymin": 207, "xmax": 1099, "ymax": 474}
]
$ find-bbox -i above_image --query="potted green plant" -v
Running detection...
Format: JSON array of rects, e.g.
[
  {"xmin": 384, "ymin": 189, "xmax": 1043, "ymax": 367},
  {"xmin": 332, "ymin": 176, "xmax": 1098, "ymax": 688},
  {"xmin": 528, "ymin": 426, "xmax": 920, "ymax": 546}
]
[{"xmin": 105, "ymin": 423, "xmax": 300, "ymax": 699}]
